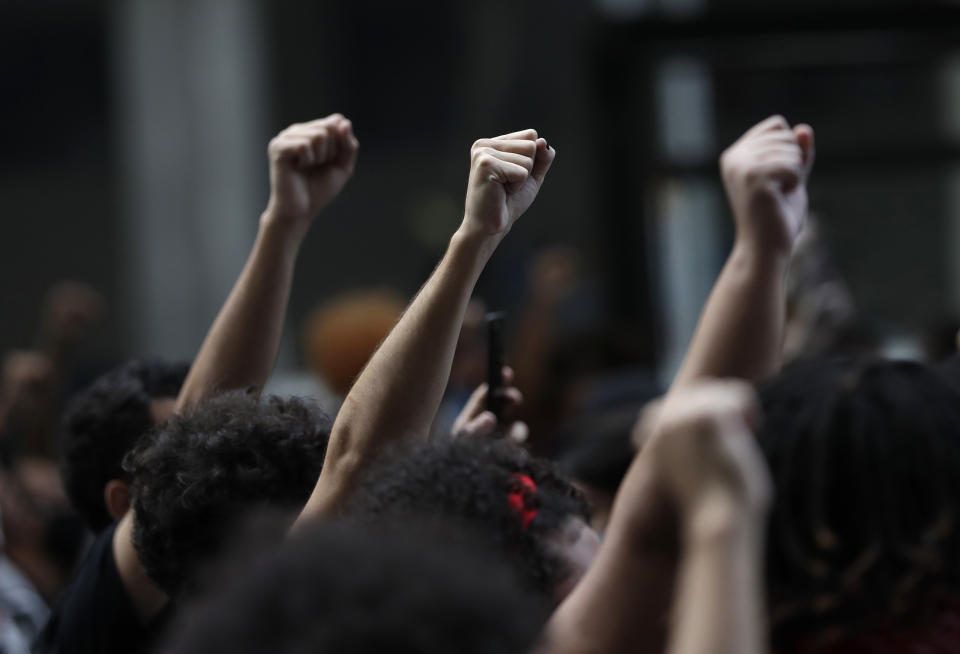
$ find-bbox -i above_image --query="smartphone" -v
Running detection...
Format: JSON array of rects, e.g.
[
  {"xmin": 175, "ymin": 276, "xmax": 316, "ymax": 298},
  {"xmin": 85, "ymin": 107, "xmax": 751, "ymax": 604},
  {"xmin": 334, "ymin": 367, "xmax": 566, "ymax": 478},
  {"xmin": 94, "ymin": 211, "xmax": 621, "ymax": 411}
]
[{"xmin": 485, "ymin": 311, "xmax": 506, "ymax": 423}]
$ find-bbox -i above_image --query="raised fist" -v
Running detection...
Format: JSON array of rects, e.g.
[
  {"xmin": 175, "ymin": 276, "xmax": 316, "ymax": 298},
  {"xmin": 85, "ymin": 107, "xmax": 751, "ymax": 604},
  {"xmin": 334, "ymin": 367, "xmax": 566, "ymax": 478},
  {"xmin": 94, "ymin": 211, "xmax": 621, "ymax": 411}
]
[
  {"xmin": 720, "ymin": 116, "xmax": 815, "ymax": 255},
  {"xmin": 0, "ymin": 350, "xmax": 55, "ymax": 415},
  {"xmin": 41, "ymin": 281, "xmax": 105, "ymax": 350},
  {"xmin": 462, "ymin": 129, "xmax": 555, "ymax": 238},
  {"xmin": 265, "ymin": 114, "xmax": 359, "ymax": 231},
  {"xmin": 646, "ymin": 381, "xmax": 771, "ymax": 521}
]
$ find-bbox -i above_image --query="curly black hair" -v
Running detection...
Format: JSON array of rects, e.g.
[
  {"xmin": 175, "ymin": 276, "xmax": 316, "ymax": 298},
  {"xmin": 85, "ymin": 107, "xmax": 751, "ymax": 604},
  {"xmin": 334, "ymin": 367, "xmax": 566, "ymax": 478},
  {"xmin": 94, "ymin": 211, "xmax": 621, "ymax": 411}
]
[
  {"xmin": 164, "ymin": 519, "xmax": 551, "ymax": 654},
  {"xmin": 758, "ymin": 358, "xmax": 960, "ymax": 647},
  {"xmin": 348, "ymin": 438, "xmax": 591, "ymax": 595},
  {"xmin": 60, "ymin": 359, "xmax": 189, "ymax": 532},
  {"xmin": 124, "ymin": 391, "xmax": 330, "ymax": 597}
]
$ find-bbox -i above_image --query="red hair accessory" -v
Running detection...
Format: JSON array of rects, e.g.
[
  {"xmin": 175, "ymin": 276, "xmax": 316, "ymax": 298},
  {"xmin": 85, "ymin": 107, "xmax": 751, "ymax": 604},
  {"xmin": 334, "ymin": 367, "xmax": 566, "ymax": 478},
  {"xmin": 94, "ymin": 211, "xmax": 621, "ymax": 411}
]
[{"xmin": 507, "ymin": 473, "xmax": 538, "ymax": 530}]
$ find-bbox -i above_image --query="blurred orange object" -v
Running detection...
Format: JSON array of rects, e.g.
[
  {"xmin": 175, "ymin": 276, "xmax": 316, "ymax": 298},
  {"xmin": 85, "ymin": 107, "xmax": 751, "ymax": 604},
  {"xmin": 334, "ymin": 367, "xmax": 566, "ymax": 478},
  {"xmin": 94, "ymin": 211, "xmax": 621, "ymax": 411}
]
[{"xmin": 302, "ymin": 290, "xmax": 405, "ymax": 396}]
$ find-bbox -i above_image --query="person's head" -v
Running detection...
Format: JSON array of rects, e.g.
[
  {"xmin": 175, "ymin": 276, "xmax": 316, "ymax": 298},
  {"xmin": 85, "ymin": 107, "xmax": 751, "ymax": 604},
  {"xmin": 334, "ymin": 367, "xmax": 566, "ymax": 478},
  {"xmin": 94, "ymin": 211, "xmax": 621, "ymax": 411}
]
[
  {"xmin": 554, "ymin": 374, "xmax": 660, "ymax": 532},
  {"xmin": 164, "ymin": 520, "xmax": 551, "ymax": 654},
  {"xmin": 758, "ymin": 358, "xmax": 960, "ymax": 647},
  {"xmin": 124, "ymin": 391, "xmax": 330, "ymax": 597},
  {"xmin": 60, "ymin": 358, "xmax": 188, "ymax": 532},
  {"xmin": 349, "ymin": 438, "xmax": 597, "ymax": 600},
  {"xmin": 302, "ymin": 289, "xmax": 405, "ymax": 396},
  {"xmin": 556, "ymin": 403, "xmax": 642, "ymax": 532}
]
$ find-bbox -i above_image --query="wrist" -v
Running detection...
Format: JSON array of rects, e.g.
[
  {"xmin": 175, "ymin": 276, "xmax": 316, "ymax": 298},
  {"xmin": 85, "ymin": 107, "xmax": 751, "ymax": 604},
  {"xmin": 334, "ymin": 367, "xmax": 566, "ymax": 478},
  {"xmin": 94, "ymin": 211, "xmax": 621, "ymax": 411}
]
[
  {"xmin": 684, "ymin": 489, "xmax": 765, "ymax": 546},
  {"xmin": 259, "ymin": 207, "xmax": 311, "ymax": 247},
  {"xmin": 450, "ymin": 221, "xmax": 502, "ymax": 264},
  {"xmin": 729, "ymin": 238, "xmax": 791, "ymax": 279}
]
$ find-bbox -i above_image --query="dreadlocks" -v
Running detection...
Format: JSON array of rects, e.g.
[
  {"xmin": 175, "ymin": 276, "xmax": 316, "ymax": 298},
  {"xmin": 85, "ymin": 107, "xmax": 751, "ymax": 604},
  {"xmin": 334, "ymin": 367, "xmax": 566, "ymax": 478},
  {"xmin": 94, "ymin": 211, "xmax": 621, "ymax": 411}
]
[{"xmin": 758, "ymin": 358, "xmax": 960, "ymax": 648}]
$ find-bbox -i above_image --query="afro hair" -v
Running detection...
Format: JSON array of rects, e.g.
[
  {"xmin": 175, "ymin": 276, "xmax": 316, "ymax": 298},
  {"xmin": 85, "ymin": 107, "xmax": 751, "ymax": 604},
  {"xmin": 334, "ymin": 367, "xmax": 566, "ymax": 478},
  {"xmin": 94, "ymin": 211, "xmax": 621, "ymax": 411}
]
[
  {"xmin": 125, "ymin": 391, "xmax": 330, "ymax": 597},
  {"xmin": 348, "ymin": 438, "xmax": 591, "ymax": 594}
]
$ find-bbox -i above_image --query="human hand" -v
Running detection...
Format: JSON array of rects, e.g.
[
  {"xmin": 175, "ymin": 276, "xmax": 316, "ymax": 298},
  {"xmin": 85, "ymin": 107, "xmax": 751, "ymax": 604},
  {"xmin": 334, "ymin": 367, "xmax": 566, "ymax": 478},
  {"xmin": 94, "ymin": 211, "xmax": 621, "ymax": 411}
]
[
  {"xmin": 461, "ymin": 129, "xmax": 555, "ymax": 240},
  {"xmin": 264, "ymin": 114, "xmax": 359, "ymax": 235},
  {"xmin": 0, "ymin": 350, "xmax": 56, "ymax": 417},
  {"xmin": 41, "ymin": 281, "xmax": 105, "ymax": 351},
  {"xmin": 720, "ymin": 116, "xmax": 815, "ymax": 256},
  {"xmin": 451, "ymin": 366, "xmax": 528, "ymax": 443},
  {"xmin": 645, "ymin": 381, "xmax": 771, "ymax": 531}
]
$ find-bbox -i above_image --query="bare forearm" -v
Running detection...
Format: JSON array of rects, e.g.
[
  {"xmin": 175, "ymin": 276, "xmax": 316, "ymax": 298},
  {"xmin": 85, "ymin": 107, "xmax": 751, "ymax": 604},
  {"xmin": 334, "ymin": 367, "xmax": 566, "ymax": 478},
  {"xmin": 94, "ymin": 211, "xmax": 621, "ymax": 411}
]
[
  {"xmin": 175, "ymin": 213, "xmax": 303, "ymax": 413},
  {"xmin": 668, "ymin": 501, "xmax": 767, "ymax": 654},
  {"xmin": 545, "ymin": 467, "xmax": 675, "ymax": 654},
  {"xmin": 337, "ymin": 227, "xmax": 495, "ymax": 442},
  {"xmin": 672, "ymin": 244, "xmax": 789, "ymax": 389},
  {"xmin": 672, "ymin": 117, "xmax": 813, "ymax": 391},
  {"xmin": 299, "ymin": 129, "xmax": 554, "ymax": 522},
  {"xmin": 302, "ymin": 227, "xmax": 498, "ymax": 517}
]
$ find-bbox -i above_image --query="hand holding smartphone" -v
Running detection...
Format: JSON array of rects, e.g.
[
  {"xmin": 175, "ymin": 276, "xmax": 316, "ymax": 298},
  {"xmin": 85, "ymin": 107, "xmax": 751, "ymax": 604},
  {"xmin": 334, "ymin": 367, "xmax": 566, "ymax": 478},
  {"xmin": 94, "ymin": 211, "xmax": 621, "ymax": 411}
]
[{"xmin": 485, "ymin": 311, "xmax": 506, "ymax": 424}]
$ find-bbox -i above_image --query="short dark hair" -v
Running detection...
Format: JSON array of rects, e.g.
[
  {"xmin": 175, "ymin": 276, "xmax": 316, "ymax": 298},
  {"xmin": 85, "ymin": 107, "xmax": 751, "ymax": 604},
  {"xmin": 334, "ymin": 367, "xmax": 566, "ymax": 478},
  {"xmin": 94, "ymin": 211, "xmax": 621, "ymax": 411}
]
[
  {"xmin": 349, "ymin": 438, "xmax": 591, "ymax": 594},
  {"xmin": 556, "ymin": 403, "xmax": 646, "ymax": 495},
  {"xmin": 124, "ymin": 391, "xmax": 330, "ymax": 597},
  {"xmin": 60, "ymin": 359, "xmax": 188, "ymax": 532},
  {"xmin": 164, "ymin": 520, "xmax": 551, "ymax": 654},
  {"xmin": 758, "ymin": 358, "xmax": 960, "ymax": 646}
]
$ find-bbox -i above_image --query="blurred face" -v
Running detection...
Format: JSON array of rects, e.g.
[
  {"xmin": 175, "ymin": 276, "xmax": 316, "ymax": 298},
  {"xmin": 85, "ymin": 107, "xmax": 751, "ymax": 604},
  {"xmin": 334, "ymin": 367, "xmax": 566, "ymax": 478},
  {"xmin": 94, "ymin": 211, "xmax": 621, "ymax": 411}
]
[{"xmin": 550, "ymin": 516, "xmax": 601, "ymax": 601}]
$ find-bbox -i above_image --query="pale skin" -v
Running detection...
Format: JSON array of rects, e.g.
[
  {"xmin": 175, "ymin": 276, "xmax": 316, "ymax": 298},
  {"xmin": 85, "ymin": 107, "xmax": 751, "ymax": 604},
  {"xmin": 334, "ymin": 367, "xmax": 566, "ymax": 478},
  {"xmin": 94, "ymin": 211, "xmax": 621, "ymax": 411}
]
[
  {"xmin": 673, "ymin": 115, "xmax": 814, "ymax": 388},
  {"xmin": 111, "ymin": 114, "xmax": 359, "ymax": 621},
  {"xmin": 450, "ymin": 365, "xmax": 529, "ymax": 443},
  {"xmin": 541, "ymin": 382, "xmax": 773, "ymax": 654},
  {"xmin": 112, "ymin": 123, "xmax": 554, "ymax": 616},
  {"xmin": 546, "ymin": 116, "xmax": 814, "ymax": 654},
  {"xmin": 648, "ymin": 382, "xmax": 771, "ymax": 654},
  {"xmin": 296, "ymin": 129, "xmax": 555, "ymax": 523}
]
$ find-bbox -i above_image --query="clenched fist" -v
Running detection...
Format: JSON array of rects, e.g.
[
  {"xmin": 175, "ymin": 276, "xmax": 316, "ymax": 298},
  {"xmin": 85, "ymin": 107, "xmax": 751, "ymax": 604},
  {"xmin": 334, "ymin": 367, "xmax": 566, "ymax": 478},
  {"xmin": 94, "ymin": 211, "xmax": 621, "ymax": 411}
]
[
  {"xmin": 462, "ymin": 129, "xmax": 555, "ymax": 239},
  {"xmin": 265, "ymin": 114, "xmax": 359, "ymax": 233},
  {"xmin": 647, "ymin": 381, "xmax": 771, "ymax": 523},
  {"xmin": 0, "ymin": 351, "xmax": 55, "ymax": 416},
  {"xmin": 720, "ymin": 116, "xmax": 815, "ymax": 255}
]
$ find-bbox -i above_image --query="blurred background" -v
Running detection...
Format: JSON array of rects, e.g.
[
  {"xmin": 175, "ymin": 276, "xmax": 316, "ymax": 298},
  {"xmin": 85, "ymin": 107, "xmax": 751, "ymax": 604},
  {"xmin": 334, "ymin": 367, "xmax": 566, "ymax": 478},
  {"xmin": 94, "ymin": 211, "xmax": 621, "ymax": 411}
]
[
  {"xmin": 2, "ymin": 0, "xmax": 960, "ymax": 383},
  {"xmin": 1, "ymin": 0, "xmax": 960, "ymax": 619}
]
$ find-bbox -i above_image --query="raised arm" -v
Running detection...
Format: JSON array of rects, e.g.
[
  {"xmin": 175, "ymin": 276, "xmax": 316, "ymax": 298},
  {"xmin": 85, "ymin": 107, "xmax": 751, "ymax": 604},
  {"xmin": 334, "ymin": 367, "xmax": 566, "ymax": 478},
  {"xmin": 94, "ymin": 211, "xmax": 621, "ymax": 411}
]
[
  {"xmin": 672, "ymin": 116, "xmax": 814, "ymax": 389},
  {"xmin": 175, "ymin": 115, "xmax": 359, "ymax": 412},
  {"xmin": 547, "ymin": 383, "xmax": 771, "ymax": 654},
  {"xmin": 547, "ymin": 117, "xmax": 812, "ymax": 654},
  {"xmin": 655, "ymin": 385, "xmax": 771, "ymax": 654},
  {"xmin": 298, "ymin": 130, "xmax": 556, "ymax": 521},
  {"xmin": 111, "ymin": 115, "xmax": 358, "ymax": 620}
]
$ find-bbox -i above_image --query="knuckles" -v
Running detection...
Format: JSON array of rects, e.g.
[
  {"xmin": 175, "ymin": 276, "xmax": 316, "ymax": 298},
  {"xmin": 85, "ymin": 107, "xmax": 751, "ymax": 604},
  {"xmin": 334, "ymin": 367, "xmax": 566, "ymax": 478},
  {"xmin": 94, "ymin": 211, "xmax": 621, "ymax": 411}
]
[
  {"xmin": 769, "ymin": 115, "xmax": 789, "ymax": 130},
  {"xmin": 470, "ymin": 146, "xmax": 490, "ymax": 164},
  {"xmin": 722, "ymin": 145, "xmax": 802, "ymax": 189},
  {"xmin": 473, "ymin": 153, "xmax": 498, "ymax": 171}
]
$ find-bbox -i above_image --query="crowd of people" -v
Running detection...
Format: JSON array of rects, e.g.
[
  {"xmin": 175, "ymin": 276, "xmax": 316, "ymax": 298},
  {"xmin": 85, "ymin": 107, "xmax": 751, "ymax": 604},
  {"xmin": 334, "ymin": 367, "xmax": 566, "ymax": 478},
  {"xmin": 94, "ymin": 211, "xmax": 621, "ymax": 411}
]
[{"xmin": 1, "ymin": 109, "xmax": 958, "ymax": 654}]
